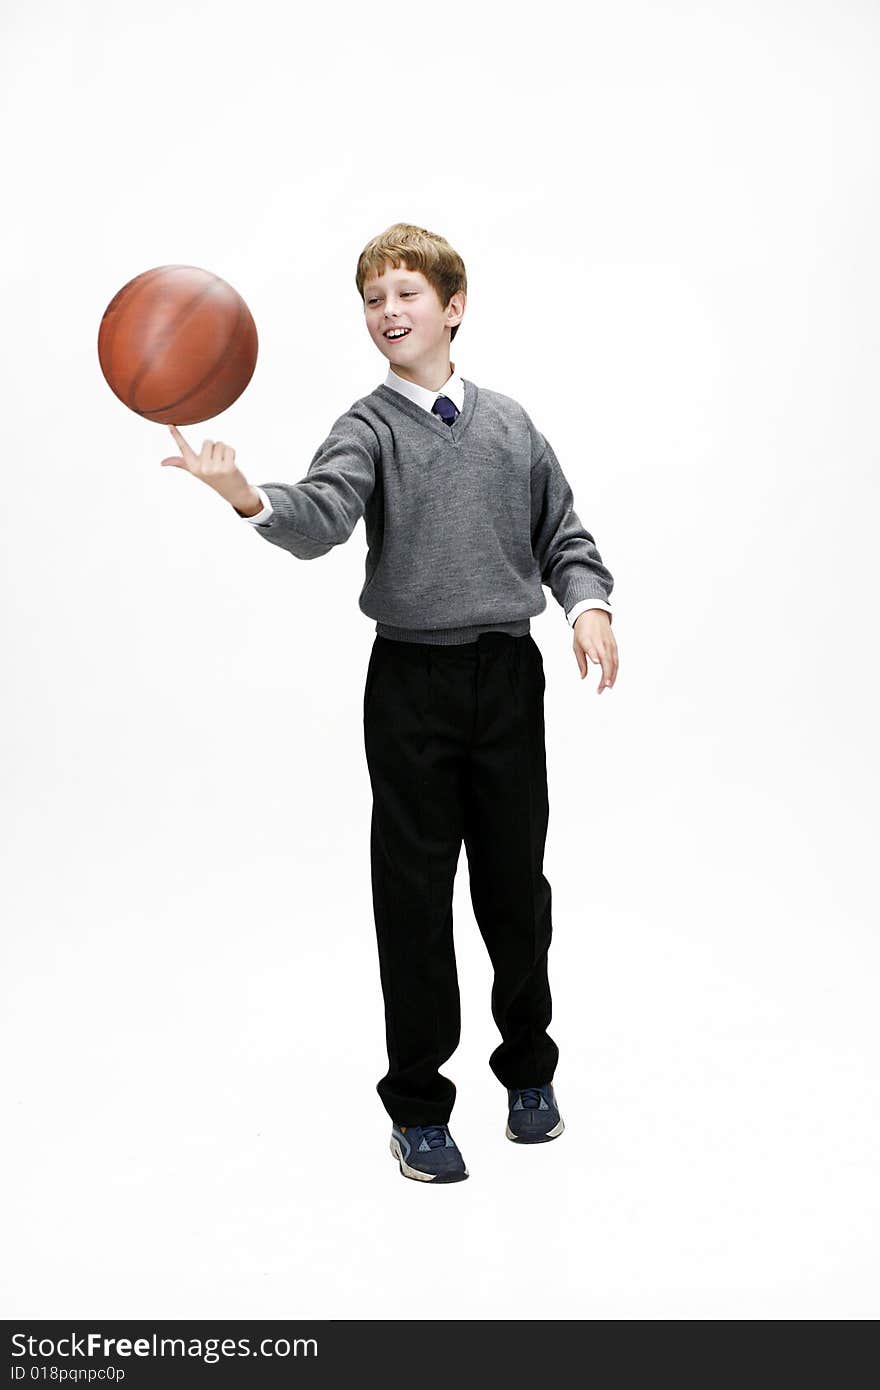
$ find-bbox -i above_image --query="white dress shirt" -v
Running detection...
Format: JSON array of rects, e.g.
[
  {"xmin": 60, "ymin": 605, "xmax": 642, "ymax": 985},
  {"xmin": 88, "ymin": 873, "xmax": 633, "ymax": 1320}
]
[{"xmin": 241, "ymin": 363, "xmax": 613, "ymax": 629}]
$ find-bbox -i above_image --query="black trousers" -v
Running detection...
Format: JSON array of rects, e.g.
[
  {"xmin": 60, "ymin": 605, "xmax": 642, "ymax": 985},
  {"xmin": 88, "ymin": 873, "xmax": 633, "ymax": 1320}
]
[{"xmin": 363, "ymin": 630, "xmax": 559, "ymax": 1126}]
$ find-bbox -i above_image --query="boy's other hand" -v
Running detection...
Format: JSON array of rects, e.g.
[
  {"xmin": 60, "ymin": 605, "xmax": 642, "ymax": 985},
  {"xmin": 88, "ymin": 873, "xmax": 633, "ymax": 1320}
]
[
  {"xmin": 573, "ymin": 610, "xmax": 618, "ymax": 693},
  {"xmin": 161, "ymin": 424, "xmax": 257, "ymax": 513}
]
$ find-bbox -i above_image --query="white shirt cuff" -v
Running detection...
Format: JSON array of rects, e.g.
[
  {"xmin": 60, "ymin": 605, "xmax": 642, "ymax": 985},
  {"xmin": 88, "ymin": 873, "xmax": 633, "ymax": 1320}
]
[
  {"xmin": 567, "ymin": 599, "xmax": 613, "ymax": 626},
  {"xmin": 240, "ymin": 486, "xmax": 274, "ymax": 525}
]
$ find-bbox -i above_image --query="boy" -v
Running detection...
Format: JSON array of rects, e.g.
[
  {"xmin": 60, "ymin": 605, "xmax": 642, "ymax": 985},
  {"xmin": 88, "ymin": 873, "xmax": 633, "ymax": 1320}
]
[{"xmin": 162, "ymin": 222, "xmax": 618, "ymax": 1185}]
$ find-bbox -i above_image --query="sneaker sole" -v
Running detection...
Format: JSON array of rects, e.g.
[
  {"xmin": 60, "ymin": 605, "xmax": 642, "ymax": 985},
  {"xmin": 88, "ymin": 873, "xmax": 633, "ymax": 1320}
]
[
  {"xmin": 505, "ymin": 1117, "xmax": 565, "ymax": 1143},
  {"xmin": 390, "ymin": 1136, "xmax": 469, "ymax": 1183}
]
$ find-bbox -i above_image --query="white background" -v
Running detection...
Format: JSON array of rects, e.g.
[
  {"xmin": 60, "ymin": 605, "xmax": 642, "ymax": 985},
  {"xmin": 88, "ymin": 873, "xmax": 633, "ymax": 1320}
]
[{"xmin": 2, "ymin": 0, "xmax": 878, "ymax": 1321}]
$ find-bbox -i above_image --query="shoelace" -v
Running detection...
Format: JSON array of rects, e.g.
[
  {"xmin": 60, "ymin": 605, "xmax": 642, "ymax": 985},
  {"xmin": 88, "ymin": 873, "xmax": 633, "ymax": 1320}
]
[
  {"xmin": 518, "ymin": 1088, "xmax": 544, "ymax": 1109},
  {"xmin": 420, "ymin": 1125, "xmax": 449, "ymax": 1149}
]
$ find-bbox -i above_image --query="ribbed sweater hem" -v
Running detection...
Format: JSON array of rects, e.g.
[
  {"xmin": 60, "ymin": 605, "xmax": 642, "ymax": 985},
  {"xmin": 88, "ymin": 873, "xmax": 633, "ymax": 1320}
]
[{"xmin": 375, "ymin": 617, "xmax": 531, "ymax": 646}]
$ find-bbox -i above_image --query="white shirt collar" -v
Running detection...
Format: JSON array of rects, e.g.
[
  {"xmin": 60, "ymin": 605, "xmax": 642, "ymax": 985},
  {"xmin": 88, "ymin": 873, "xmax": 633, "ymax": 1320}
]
[{"xmin": 384, "ymin": 363, "xmax": 465, "ymax": 414}]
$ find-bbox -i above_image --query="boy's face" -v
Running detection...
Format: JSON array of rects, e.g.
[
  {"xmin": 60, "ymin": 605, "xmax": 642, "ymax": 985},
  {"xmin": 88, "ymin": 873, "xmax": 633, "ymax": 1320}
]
[{"xmin": 362, "ymin": 263, "xmax": 465, "ymax": 378}]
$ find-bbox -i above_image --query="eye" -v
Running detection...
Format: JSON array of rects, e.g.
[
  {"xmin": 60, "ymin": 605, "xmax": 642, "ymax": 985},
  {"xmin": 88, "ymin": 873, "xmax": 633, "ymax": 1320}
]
[{"xmin": 401, "ymin": 292, "xmax": 416, "ymax": 297}]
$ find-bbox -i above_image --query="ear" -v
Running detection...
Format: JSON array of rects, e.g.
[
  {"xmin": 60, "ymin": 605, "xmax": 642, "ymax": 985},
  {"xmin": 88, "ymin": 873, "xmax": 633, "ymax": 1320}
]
[{"xmin": 447, "ymin": 289, "xmax": 466, "ymax": 327}]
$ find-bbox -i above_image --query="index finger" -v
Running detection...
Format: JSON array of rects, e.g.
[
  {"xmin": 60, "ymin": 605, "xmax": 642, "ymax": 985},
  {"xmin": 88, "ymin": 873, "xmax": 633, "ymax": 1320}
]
[{"xmin": 168, "ymin": 423, "xmax": 194, "ymax": 455}]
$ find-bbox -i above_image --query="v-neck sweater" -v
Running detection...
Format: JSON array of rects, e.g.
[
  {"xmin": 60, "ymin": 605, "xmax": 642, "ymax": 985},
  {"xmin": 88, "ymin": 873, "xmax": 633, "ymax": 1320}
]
[{"xmin": 249, "ymin": 376, "xmax": 614, "ymax": 646}]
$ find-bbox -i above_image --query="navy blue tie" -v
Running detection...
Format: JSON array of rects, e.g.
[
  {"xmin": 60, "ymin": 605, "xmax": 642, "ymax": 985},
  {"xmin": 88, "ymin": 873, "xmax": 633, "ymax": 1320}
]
[{"xmin": 432, "ymin": 394, "xmax": 459, "ymax": 426}]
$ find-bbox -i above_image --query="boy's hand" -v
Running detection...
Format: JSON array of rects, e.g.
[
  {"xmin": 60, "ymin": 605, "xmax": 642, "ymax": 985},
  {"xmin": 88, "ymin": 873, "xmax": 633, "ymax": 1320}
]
[
  {"xmin": 573, "ymin": 610, "xmax": 618, "ymax": 693},
  {"xmin": 161, "ymin": 424, "xmax": 257, "ymax": 513}
]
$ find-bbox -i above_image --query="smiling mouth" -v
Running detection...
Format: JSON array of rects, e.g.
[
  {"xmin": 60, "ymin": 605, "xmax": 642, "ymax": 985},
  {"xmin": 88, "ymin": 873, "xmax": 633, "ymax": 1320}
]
[{"xmin": 384, "ymin": 328, "xmax": 411, "ymax": 341}]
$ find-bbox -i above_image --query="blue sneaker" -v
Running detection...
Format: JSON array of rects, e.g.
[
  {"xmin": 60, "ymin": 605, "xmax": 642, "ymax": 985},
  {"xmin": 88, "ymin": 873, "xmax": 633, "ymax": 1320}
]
[
  {"xmin": 505, "ymin": 1083, "xmax": 565, "ymax": 1143},
  {"xmin": 390, "ymin": 1124, "xmax": 469, "ymax": 1183}
]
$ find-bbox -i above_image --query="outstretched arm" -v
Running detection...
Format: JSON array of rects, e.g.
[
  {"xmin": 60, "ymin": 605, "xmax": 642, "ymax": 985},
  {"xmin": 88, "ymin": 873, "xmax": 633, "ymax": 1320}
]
[
  {"xmin": 238, "ymin": 412, "xmax": 379, "ymax": 560},
  {"xmin": 162, "ymin": 413, "xmax": 377, "ymax": 561}
]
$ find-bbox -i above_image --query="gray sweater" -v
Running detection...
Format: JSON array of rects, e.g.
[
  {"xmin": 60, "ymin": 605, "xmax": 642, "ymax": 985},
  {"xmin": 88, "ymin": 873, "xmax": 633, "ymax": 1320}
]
[{"xmin": 245, "ymin": 374, "xmax": 614, "ymax": 646}]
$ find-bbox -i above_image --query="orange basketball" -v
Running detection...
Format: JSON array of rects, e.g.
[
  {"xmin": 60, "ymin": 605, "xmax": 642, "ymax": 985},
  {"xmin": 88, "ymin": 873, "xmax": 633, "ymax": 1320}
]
[{"xmin": 97, "ymin": 264, "xmax": 259, "ymax": 425}]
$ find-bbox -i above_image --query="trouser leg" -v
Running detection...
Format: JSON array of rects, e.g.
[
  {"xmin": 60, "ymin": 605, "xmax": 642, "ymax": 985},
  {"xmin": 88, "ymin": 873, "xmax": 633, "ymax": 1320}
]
[
  {"xmin": 363, "ymin": 637, "xmax": 468, "ymax": 1126},
  {"xmin": 463, "ymin": 633, "xmax": 559, "ymax": 1089}
]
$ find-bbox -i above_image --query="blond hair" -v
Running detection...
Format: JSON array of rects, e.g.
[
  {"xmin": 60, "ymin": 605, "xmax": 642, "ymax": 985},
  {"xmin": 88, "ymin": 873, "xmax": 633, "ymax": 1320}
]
[{"xmin": 356, "ymin": 222, "xmax": 467, "ymax": 342}]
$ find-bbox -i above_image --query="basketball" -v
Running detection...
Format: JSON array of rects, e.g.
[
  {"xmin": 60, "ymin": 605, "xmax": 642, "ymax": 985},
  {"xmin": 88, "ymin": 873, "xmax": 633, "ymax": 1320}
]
[{"xmin": 97, "ymin": 265, "xmax": 259, "ymax": 425}]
